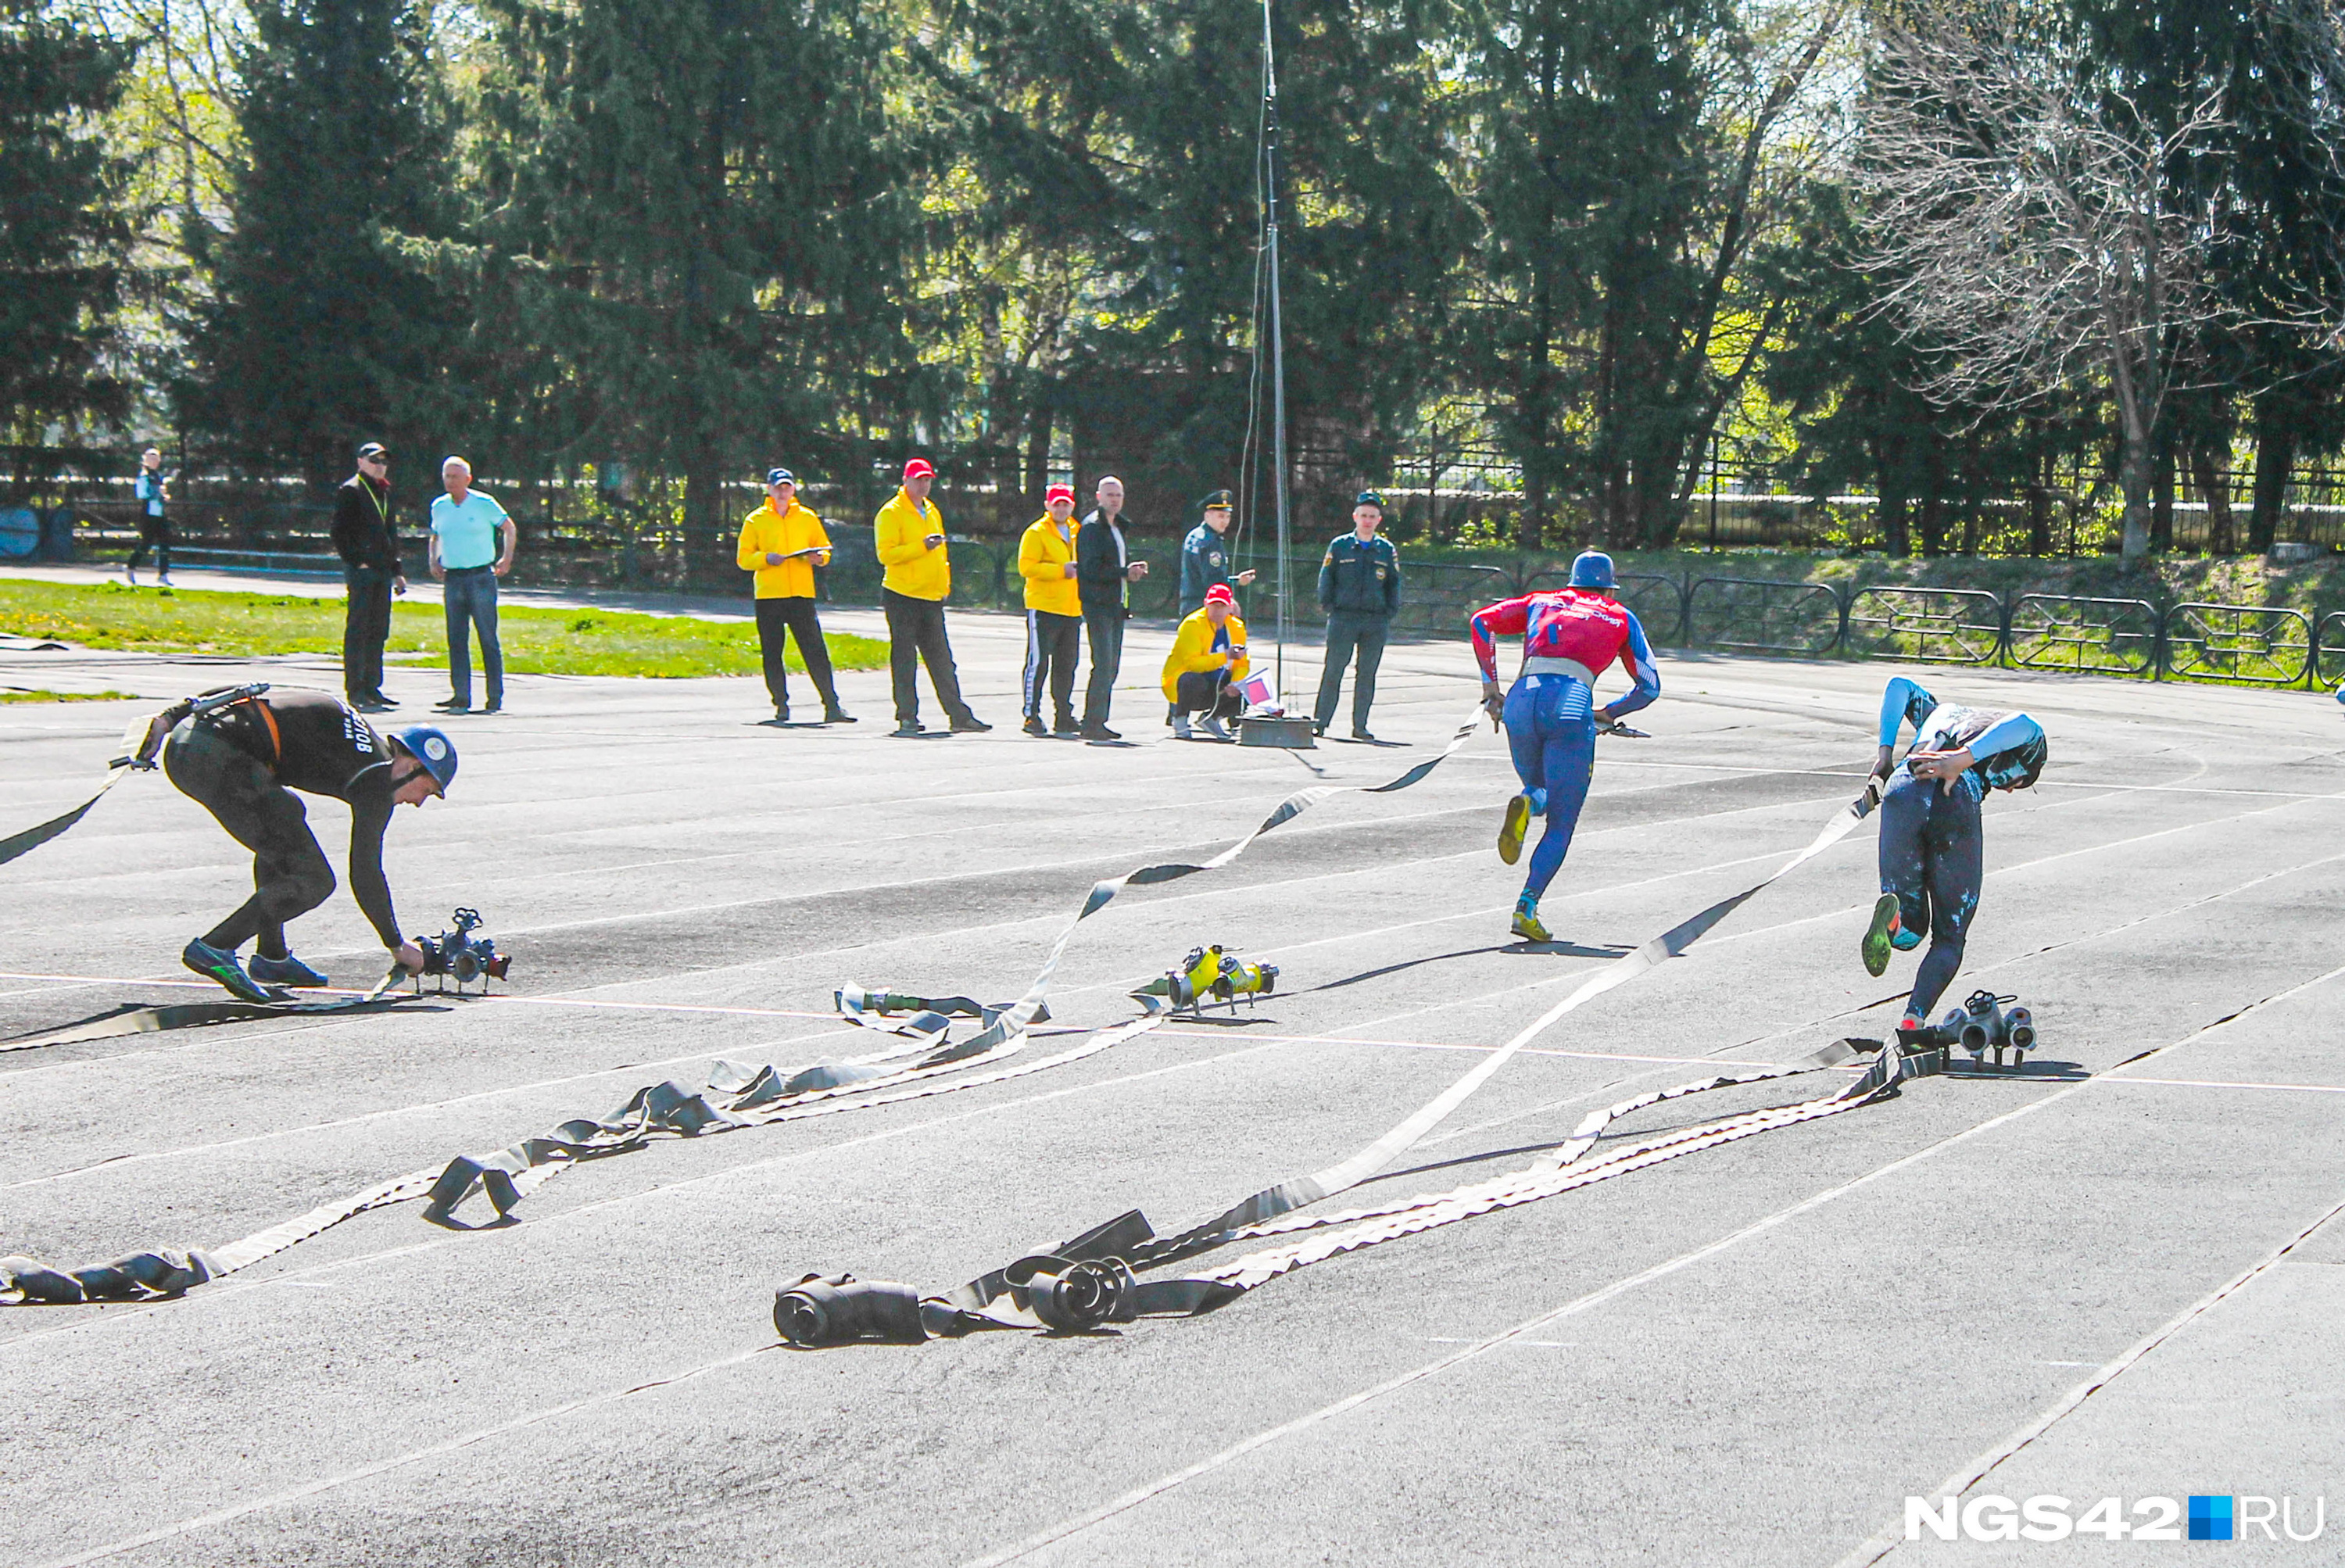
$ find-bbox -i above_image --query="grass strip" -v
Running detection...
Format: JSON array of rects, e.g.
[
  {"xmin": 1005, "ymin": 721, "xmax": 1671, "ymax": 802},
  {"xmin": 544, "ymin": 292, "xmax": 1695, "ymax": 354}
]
[
  {"xmin": 0, "ymin": 689, "xmax": 138, "ymax": 703},
  {"xmin": 0, "ymin": 579, "xmax": 886, "ymax": 679}
]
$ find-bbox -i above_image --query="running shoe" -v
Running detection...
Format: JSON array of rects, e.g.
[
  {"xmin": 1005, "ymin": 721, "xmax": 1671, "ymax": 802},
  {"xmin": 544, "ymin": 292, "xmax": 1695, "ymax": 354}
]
[
  {"xmin": 182, "ymin": 939, "xmax": 281, "ymax": 1004},
  {"xmin": 1509, "ymin": 898, "xmax": 1552, "ymax": 943},
  {"xmin": 249, "ymin": 952, "xmax": 329, "ymax": 989},
  {"xmin": 1861, "ymin": 893, "xmax": 1902, "ymax": 978},
  {"xmin": 951, "ymin": 714, "xmax": 993, "ymax": 733},
  {"xmin": 1172, "ymin": 715, "xmax": 1194, "ymax": 739},
  {"xmin": 1198, "ymin": 716, "xmax": 1230, "ymax": 740},
  {"xmin": 1022, "ymin": 716, "xmax": 1049, "ymax": 737},
  {"xmin": 1498, "ymin": 793, "xmax": 1532, "ymax": 866}
]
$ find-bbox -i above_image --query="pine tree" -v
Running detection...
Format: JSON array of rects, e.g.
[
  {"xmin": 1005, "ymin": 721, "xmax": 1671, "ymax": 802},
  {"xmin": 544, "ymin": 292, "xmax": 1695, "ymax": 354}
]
[
  {"xmin": 0, "ymin": 0, "xmax": 138, "ymax": 456},
  {"xmin": 469, "ymin": 0, "xmax": 924, "ymax": 569},
  {"xmin": 188, "ymin": 0, "xmax": 454, "ymax": 488}
]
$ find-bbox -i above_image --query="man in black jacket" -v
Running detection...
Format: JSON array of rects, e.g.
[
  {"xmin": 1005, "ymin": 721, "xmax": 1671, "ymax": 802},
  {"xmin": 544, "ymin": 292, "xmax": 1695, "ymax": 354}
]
[
  {"xmin": 331, "ymin": 442, "xmax": 407, "ymax": 712},
  {"xmin": 1076, "ymin": 474, "xmax": 1148, "ymax": 739}
]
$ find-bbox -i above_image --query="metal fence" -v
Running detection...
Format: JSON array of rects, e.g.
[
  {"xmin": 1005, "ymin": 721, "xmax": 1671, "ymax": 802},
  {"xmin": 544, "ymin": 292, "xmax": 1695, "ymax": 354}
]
[
  {"xmin": 21, "ymin": 506, "xmax": 2345, "ymax": 693},
  {"xmin": 1843, "ymin": 587, "xmax": 2002, "ymax": 665},
  {"xmin": 2007, "ymin": 596, "xmax": 2160, "ymax": 675}
]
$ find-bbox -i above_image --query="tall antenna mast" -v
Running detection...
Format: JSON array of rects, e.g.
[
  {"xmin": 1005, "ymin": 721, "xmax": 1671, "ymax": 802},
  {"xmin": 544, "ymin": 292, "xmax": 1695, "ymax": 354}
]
[{"xmin": 1261, "ymin": 0, "xmax": 1292, "ymax": 700}]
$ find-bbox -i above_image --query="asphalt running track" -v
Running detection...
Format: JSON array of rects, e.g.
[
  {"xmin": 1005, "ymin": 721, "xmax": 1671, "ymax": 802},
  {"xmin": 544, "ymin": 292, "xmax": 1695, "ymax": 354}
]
[{"xmin": 2, "ymin": 607, "xmax": 2340, "ymax": 1567}]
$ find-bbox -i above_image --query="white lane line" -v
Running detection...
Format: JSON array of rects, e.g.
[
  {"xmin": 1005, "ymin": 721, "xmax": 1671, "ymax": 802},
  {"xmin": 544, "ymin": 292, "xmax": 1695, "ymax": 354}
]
[
  {"xmin": 28, "ymin": 1345, "xmax": 781, "ymax": 1568},
  {"xmin": 958, "ymin": 959, "xmax": 2345, "ymax": 1568},
  {"xmin": 2102, "ymin": 1075, "xmax": 2345, "ymax": 1096},
  {"xmin": 1145, "ymin": 1027, "xmax": 1784, "ymax": 1071},
  {"xmin": 1832, "ymin": 1190, "xmax": 2345, "ymax": 1568}
]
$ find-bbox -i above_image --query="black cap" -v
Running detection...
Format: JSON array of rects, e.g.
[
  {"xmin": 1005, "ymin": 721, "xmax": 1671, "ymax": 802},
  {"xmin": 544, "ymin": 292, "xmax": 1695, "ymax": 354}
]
[
  {"xmin": 1355, "ymin": 489, "xmax": 1385, "ymax": 510},
  {"xmin": 1201, "ymin": 489, "xmax": 1234, "ymax": 511},
  {"xmin": 356, "ymin": 442, "xmax": 389, "ymax": 461}
]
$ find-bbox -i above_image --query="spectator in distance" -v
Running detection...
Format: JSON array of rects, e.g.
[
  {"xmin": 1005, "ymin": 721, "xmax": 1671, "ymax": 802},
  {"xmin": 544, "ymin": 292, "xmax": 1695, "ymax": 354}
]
[
  {"xmin": 1162, "ymin": 583, "xmax": 1250, "ymax": 741},
  {"xmin": 1076, "ymin": 474, "xmax": 1147, "ymax": 740},
  {"xmin": 127, "ymin": 446, "xmax": 173, "ymax": 586},
  {"xmin": 427, "ymin": 456, "xmax": 515, "ymax": 715},
  {"xmin": 738, "ymin": 467, "xmax": 852, "ymax": 725},
  {"xmin": 332, "ymin": 442, "xmax": 406, "ymax": 713},
  {"xmin": 1314, "ymin": 489, "xmax": 1402, "ymax": 741},
  {"xmin": 1017, "ymin": 482, "xmax": 1083, "ymax": 736},
  {"xmin": 875, "ymin": 457, "xmax": 988, "ymax": 736}
]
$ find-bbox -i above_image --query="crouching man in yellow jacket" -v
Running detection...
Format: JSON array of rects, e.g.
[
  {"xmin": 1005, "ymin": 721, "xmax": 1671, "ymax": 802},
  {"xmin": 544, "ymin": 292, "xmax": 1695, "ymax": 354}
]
[
  {"xmin": 1162, "ymin": 583, "xmax": 1250, "ymax": 741},
  {"xmin": 875, "ymin": 457, "xmax": 987, "ymax": 736},
  {"xmin": 737, "ymin": 467, "xmax": 852, "ymax": 724},
  {"xmin": 1017, "ymin": 484, "xmax": 1083, "ymax": 736}
]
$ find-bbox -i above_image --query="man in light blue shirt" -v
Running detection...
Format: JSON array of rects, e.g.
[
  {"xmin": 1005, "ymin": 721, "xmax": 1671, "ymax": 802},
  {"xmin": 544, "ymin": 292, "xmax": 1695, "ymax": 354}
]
[{"xmin": 428, "ymin": 455, "xmax": 517, "ymax": 714}]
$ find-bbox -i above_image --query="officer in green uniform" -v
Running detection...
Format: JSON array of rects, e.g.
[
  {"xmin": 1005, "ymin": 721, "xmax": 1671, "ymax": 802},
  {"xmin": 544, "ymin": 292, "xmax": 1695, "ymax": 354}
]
[
  {"xmin": 1313, "ymin": 490, "xmax": 1402, "ymax": 739},
  {"xmin": 1178, "ymin": 490, "xmax": 1257, "ymax": 616}
]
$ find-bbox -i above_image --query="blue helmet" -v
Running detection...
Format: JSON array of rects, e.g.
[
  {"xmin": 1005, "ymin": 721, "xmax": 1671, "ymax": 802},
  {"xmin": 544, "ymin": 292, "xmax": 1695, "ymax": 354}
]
[
  {"xmin": 1568, "ymin": 550, "xmax": 1615, "ymax": 590},
  {"xmin": 390, "ymin": 725, "xmax": 458, "ymax": 791}
]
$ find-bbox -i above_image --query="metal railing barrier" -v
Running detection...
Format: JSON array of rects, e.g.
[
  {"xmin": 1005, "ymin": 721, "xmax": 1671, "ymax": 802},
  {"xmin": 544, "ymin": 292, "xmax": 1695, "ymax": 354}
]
[
  {"xmin": 2007, "ymin": 596, "xmax": 2159, "ymax": 676},
  {"xmin": 1685, "ymin": 577, "xmax": 1842, "ymax": 656},
  {"xmin": 2161, "ymin": 603, "xmax": 2311, "ymax": 686},
  {"xmin": 1844, "ymin": 586, "xmax": 2003, "ymax": 665}
]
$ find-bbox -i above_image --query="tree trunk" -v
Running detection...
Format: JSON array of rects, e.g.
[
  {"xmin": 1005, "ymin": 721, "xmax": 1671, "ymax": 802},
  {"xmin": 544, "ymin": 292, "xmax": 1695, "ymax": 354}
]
[
  {"xmin": 1022, "ymin": 397, "xmax": 1052, "ymax": 513},
  {"xmin": 1882, "ymin": 490, "xmax": 1911, "ymax": 557},
  {"xmin": 2247, "ymin": 392, "xmax": 2296, "ymax": 555},
  {"xmin": 2190, "ymin": 441, "xmax": 2233, "ymax": 556},
  {"xmin": 2116, "ymin": 425, "xmax": 2152, "ymax": 560},
  {"xmin": 2150, "ymin": 432, "xmax": 2174, "ymax": 554},
  {"xmin": 684, "ymin": 458, "xmax": 721, "ymax": 587}
]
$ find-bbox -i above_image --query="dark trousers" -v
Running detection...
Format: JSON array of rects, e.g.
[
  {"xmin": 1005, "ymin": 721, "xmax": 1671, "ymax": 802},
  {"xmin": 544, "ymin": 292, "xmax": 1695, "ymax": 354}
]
[
  {"xmin": 756, "ymin": 596, "xmax": 840, "ymax": 714},
  {"xmin": 163, "ymin": 724, "xmax": 331, "ymax": 960},
  {"xmin": 1878, "ymin": 769, "xmax": 1986, "ymax": 1022},
  {"xmin": 343, "ymin": 567, "xmax": 393, "ymax": 700},
  {"xmin": 128, "ymin": 515, "xmax": 172, "ymax": 575},
  {"xmin": 883, "ymin": 589, "xmax": 973, "ymax": 725},
  {"xmin": 1172, "ymin": 669, "xmax": 1241, "ymax": 721},
  {"xmin": 443, "ymin": 566, "xmax": 503, "ymax": 707},
  {"xmin": 1314, "ymin": 611, "xmax": 1389, "ymax": 731},
  {"xmin": 1023, "ymin": 610, "xmax": 1081, "ymax": 724},
  {"xmin": 1083, "ymin": 610, "xmax": 1125, "ymax": 725}
]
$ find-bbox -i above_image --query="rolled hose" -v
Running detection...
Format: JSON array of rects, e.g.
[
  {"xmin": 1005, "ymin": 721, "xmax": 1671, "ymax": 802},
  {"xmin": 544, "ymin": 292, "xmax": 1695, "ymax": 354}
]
[
  {"xmin": 773, "ymin": 1273, "xmax": 930, "ymax": 1346},
  {"xmin": 1004, "ymin": 1254, "xmax": 1137, "ymax": 1332}
]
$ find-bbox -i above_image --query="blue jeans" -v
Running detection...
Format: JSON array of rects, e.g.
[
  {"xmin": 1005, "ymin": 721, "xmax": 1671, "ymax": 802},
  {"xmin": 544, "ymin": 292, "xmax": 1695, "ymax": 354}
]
[
  {"xmin": 442, "ymin": 567, "xmax": 503, "ymax": 707},
  {"xmin": 1503, "ymin": 676, "xmax": 1599, "ymax": 900}
]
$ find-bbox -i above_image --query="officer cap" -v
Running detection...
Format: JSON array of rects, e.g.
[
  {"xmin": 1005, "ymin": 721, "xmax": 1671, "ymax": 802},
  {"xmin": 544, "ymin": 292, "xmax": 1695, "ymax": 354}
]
[{"xmin": 1201, "ymin": 489, "xmax": 1234, "ymax": 512}]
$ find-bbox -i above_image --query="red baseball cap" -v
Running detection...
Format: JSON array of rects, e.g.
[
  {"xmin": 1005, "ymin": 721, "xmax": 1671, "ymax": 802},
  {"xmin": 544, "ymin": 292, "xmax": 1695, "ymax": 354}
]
[
  {"xmin": 1205, "ymin": 583, "xmax": 1237, "ymax": 607},
  {"xmin": 1045, "ymin": 484, "xmax": 1075, "ymax": 505},
  {"xmin": 903, "ymin": 458, "xmax": 935, "ymax": 481}
]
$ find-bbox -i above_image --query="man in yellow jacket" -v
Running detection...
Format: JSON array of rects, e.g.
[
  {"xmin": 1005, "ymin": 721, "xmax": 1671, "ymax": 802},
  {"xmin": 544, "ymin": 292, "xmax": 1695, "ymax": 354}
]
[
  {"xmin": 1017, "ymin": 483, "xmax": 1083, "ymax": 736},
  {"xmin": 1162, "ymin": 583, "xmax": 1250, "ymax": 740},
  {"xmin": 875, "ymin": 457, "xmax": 987, "ymax": 736},
  {"xmin": 737, "ymin": 467, "xmax": 852, "ymax": 725}
]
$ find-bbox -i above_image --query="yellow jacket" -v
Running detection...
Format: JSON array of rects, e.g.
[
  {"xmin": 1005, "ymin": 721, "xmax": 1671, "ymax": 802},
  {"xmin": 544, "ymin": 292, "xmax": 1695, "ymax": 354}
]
[
  {"xmin": 1017, "ymin": 514, "xmax": 1082, "ymax": 616},
  {"xmin": 736, "ymin": 499, "xmax": 831, "ymax": 599},
  {"xmin": 1161, "ymin": 608, "xmax": 1251, "ymax": 700},
  {"xmin": 875, "ymin": 489, "xmax": 950, "ymax": 601}
]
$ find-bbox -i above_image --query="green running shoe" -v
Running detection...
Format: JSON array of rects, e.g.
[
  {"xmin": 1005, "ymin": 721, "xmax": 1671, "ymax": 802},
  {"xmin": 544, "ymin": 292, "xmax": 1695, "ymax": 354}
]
[
  {"xmin": 1861, "ymin": 893, "xmax": 1901, "ymax": 978},
  {"xmin": 1510, "ymin": 899, "xmax": 1552, "ymax": 943},
  {"xmin": 182, "ymin": 938, "xmax": 282, "ymax": 1004},
  {"xmin": 1498, "ymin": 793, "xmax": 1531, "ymax": 866}
]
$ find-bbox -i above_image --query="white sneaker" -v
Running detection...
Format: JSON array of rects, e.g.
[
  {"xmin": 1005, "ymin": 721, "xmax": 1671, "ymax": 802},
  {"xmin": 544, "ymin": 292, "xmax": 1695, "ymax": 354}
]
[
  {"xmin": 1198, "ymin": 716, "xmax": 1230, "ymax": 740},
  {"xmin": 1172, "ymin": 715, "xmax": 1194, "ymax": 739}
]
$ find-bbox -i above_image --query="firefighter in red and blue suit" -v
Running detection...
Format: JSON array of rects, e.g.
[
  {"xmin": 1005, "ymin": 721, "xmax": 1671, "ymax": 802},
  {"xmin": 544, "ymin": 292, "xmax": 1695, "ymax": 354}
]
[{"xmin": 1468, "ymin": 550, "xmax": 1661, "ymax": 941}]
